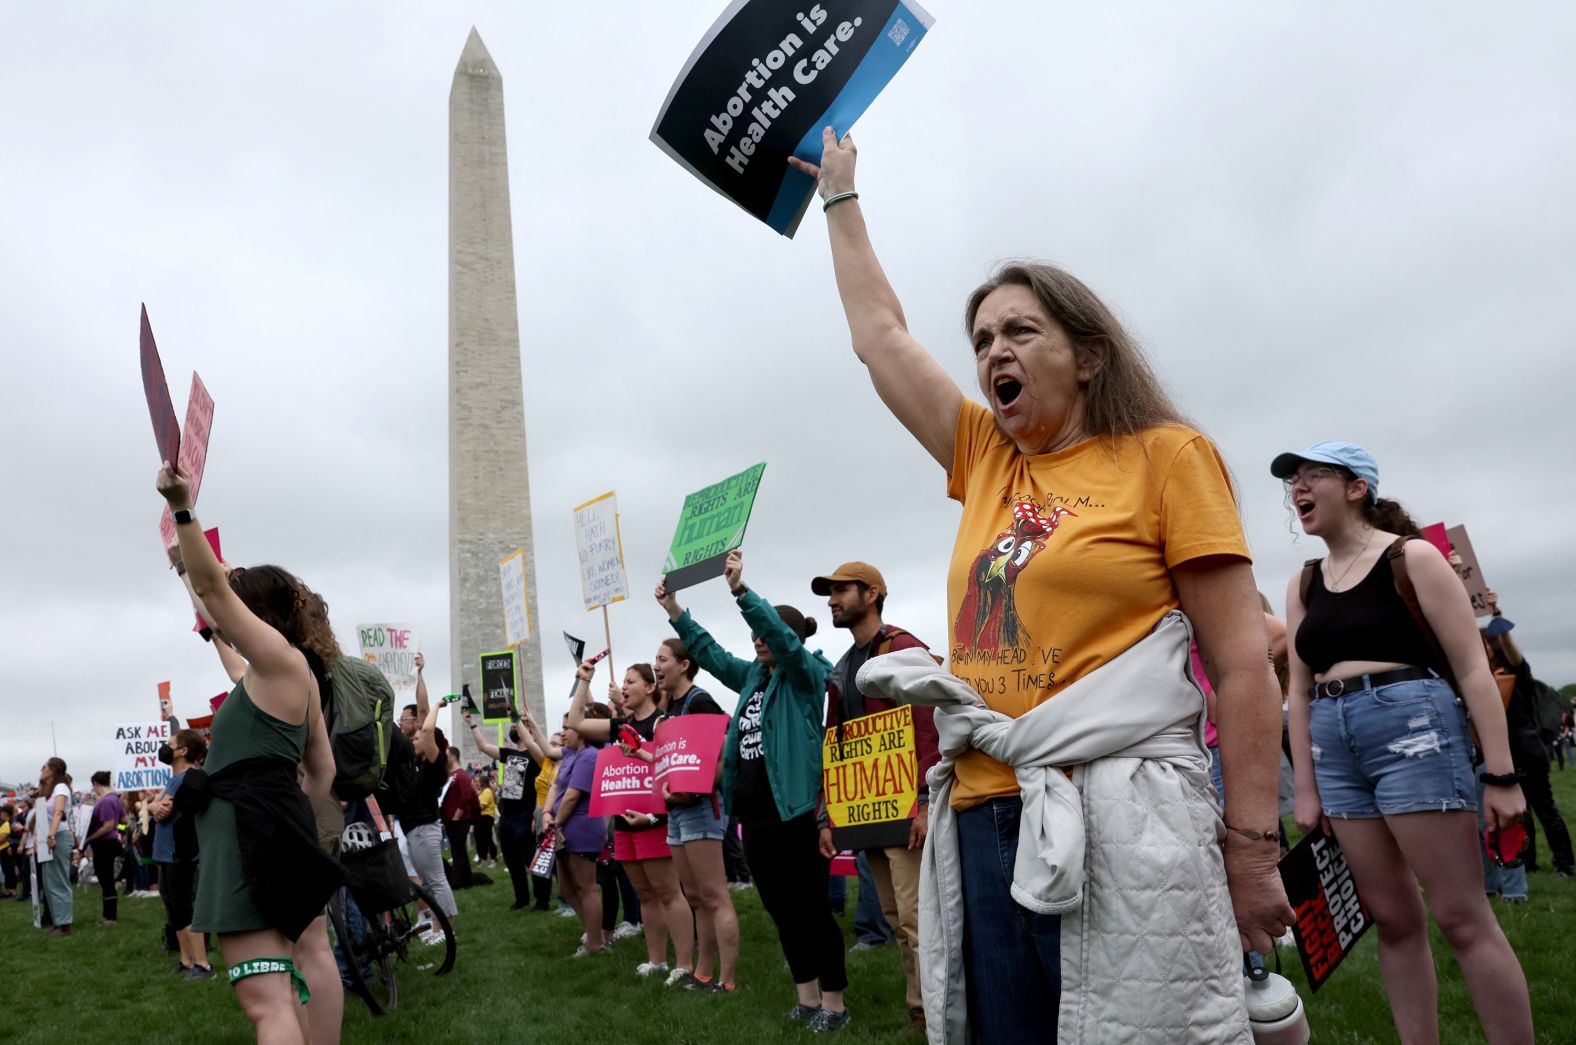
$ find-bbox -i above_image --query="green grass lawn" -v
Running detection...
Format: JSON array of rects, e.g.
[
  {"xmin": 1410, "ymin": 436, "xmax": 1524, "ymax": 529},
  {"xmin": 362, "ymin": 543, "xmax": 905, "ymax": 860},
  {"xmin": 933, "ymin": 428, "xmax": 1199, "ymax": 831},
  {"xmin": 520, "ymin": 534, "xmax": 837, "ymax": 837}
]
[{"xmin": 6, "ymin": 764, "xmax": 1574, "ymax": 1043}]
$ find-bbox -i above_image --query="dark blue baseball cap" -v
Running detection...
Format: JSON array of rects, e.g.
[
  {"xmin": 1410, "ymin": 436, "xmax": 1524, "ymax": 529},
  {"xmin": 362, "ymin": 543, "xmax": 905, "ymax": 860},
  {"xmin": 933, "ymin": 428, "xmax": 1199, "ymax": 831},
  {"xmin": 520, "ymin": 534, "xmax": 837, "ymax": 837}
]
[
  {"xmin": 1480, "ymin": 616, "xmax": 1515, "ymax": 638},
  {"xmin": 1270, "ymin": 442, "xmax": 1380, "ymax": 502}
]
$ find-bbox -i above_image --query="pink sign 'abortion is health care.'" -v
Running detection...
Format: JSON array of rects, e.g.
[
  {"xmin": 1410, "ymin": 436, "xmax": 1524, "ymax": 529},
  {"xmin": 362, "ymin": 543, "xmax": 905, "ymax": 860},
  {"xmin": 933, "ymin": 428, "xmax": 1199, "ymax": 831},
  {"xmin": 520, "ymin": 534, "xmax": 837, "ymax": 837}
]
[
  {"xmin": 651, "ymin": 714, "xmax": 730, "ymax": 794},
  {"xmin": 589, "ymin": 748, "xmax": 665, "ymax": 817}
]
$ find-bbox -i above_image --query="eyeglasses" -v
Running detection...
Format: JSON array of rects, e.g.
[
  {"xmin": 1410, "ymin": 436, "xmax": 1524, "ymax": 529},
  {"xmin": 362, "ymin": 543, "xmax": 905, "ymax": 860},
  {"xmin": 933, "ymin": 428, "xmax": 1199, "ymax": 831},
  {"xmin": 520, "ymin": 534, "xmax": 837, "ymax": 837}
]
[{"xmin": 1282, "ymin": 466, "xmax": 1341, "ymax": 489}]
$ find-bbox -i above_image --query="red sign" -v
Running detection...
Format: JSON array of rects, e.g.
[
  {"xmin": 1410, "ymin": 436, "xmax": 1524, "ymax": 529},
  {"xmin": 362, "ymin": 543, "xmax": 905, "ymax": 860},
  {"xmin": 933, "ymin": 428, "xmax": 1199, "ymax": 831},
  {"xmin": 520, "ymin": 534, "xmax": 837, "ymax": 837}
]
[
  {"xmin": 651, "ymin": 714, "xmax": 730, "ymax": 795},
  {"xmin": 1279, "ymin": 826, "xmax": 1373, "ymax": 991},
  {"xmin": 209, "ymin": 691, "xmax": 229, "ymax": 714},
  {"xmin": 158, "ymin": 681, "xmax": 173, "ymax": 720},
  {"xmin": 588, "ymin": 747, "xmax": 665, "ymax": 817},
  {"xmin": 139, "ymin": 305, "xmax": 181, "ymax": 466},
  {"xmin": 185, "ymin": 714, "xmax": 214, "ymax": 744},
  {"xmin": 159, "ymin": 373, "xmax": 216, "ymax": 549}
]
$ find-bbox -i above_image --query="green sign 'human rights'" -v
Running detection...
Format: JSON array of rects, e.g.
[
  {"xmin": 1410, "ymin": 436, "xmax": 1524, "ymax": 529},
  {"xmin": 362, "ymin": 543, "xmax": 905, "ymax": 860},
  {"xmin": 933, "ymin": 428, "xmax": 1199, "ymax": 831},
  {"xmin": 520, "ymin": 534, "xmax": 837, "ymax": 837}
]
[{"xmin": 662, "ymin": 462, "xmax": 767, "ymax": 591}]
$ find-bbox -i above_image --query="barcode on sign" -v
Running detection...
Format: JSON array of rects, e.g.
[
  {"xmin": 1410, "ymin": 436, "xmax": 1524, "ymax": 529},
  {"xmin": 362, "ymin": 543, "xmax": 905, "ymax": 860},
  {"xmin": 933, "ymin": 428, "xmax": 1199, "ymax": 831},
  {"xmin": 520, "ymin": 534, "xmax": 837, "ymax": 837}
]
[{"xmin": 888, "ymin": 19, "xmax": 910, "ymax": 46}]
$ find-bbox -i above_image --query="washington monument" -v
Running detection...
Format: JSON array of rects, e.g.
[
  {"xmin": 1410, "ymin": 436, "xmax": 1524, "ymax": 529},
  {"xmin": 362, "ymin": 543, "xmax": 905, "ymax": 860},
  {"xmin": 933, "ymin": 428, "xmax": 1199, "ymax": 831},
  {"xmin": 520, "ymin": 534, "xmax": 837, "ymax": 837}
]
[{"xmin": 448, "ymin": 27, "xmax": 544, "ymax": 760}]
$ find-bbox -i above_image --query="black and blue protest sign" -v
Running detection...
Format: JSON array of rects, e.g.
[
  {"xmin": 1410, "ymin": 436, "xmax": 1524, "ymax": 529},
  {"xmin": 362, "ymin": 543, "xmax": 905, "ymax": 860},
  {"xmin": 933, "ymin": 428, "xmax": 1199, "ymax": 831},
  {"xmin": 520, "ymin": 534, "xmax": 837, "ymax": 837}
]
[{"xmin": 651, "ymin": 0, "xmax": 934, "ymax": 237}]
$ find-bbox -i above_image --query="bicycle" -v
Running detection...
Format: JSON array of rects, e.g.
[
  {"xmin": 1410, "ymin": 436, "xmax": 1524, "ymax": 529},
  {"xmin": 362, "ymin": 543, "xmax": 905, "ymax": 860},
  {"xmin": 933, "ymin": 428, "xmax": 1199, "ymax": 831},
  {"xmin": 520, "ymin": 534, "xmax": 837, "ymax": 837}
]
[{"xmin": 328, "ymin": 824, "xmax": 456, "ymax": 1016}]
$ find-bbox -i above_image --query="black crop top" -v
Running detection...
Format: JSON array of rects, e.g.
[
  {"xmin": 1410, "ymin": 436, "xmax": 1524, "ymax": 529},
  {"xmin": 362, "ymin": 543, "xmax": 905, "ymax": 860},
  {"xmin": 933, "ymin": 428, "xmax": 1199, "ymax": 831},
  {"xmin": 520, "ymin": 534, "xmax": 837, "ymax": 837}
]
[{"xmin": 1295, "ymin": 549, "xmax": 1439, "ymax": 675}]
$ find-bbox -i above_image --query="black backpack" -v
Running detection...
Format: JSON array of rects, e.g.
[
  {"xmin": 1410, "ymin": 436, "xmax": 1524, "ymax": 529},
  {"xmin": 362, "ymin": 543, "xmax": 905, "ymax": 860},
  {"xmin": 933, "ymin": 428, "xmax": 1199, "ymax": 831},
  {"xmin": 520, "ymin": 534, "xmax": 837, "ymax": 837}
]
[{"xmin": 376, "ymin": 728, "xmax": 421, "ymax": 820}]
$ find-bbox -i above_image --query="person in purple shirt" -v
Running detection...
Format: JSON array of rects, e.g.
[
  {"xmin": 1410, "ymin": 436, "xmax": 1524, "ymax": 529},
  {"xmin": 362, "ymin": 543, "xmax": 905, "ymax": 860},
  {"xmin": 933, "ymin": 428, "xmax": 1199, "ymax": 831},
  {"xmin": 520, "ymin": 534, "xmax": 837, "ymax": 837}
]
[
  {"xmin": 544, "ymin": 699, "xmax": 612, "ymax": 957},
  {"xmin": 76, "ymin": 772, "xmax": 126, "ymax": 925}
]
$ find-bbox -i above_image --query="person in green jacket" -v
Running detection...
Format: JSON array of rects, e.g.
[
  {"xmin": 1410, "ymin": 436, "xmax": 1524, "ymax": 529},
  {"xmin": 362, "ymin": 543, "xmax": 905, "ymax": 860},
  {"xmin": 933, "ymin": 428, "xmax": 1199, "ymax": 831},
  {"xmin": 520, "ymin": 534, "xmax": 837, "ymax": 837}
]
[{"xmin": 661, "ymin": 550, "xmax": 850, "ymax": 1032}]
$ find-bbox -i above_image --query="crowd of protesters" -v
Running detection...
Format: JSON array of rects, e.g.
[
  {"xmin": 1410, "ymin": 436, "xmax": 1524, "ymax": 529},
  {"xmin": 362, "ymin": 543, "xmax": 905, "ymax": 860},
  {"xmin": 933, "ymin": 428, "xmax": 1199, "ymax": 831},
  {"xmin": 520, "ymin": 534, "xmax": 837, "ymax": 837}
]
[{"xmin": 11, "ymin": 129, "xmax": 1573, "ymax": 1045}]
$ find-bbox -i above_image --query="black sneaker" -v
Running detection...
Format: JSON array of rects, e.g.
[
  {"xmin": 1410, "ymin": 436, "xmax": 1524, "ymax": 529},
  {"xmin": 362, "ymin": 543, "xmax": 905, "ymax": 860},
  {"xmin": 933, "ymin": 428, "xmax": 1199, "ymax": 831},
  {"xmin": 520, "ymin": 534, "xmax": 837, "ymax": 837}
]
[
  {"xmin": 185, "ymin": 965, "xmax": 216, "ymax": 981},
  {"xmin": 786, "ymin": 1004, "xmax": 822, "ymax": 1023},
  {"xmin": 172, "ymin": 962, "xmax": 191, "ymax": 977},
  {"xmin": 809, "ymin": 1008, "xmax": 851, "ymax": 1033}
]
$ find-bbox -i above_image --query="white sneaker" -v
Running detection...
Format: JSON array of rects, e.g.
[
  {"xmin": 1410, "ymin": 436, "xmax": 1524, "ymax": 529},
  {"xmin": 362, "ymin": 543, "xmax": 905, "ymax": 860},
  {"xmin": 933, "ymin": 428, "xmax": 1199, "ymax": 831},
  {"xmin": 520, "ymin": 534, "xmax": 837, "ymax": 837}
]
[
  {"xmin": 557, "ymin": 905, "xmax": 576, "ymax": 919},
  {"xmin": 727, "ymin": 881, "xmax": 752, "ymax": 892},
  {"xmin": 664, "ymin": 966, "xmax": 693, "ymax": 987},
  {"xmin": 418, "ymin": 929, "xmax": 445, "ymax": 946},
  {"xmin": 611, "ymin": 921, "xmax": 643, "ymax": 941},
  {"xmin": 636, "ymin": 961, "xmax": 670, "ymax": 977}
]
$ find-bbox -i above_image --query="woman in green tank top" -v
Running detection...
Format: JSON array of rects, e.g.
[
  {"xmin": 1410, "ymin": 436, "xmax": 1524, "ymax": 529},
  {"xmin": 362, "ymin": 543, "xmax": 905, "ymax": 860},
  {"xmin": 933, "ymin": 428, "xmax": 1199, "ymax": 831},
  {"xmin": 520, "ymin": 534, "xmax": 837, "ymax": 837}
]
[{"xmin": 159, "ymin": 461, "xmax": 341, "ymax": 1044}]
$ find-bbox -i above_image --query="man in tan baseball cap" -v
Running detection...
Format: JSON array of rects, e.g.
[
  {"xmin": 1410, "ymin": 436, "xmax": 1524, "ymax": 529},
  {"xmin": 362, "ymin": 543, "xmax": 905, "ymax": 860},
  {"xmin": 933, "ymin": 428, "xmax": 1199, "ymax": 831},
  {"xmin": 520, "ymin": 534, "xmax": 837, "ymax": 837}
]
[
  {"xmin": 812, "ymin": 560, "xmax": 937, "ymax": 1037},
  {"xmin": 810, "ymin": 562, "xmax": 887, "ymax": 599}
]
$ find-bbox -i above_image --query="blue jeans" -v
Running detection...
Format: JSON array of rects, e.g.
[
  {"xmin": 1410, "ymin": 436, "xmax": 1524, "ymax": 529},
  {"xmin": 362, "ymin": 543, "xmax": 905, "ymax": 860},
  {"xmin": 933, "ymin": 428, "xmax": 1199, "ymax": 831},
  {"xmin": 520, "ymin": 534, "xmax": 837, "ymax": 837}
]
[
  {"xmin": 957, "ymin": 796, "xmax": 1060, "ymax": 1043},
  {"xmin": 1309, "ymin": 675, "xmax": 1477, "ymax": 818},
  {"xmin": 854, "ymin": 851, "xmax": 895, "ymax": 944}
]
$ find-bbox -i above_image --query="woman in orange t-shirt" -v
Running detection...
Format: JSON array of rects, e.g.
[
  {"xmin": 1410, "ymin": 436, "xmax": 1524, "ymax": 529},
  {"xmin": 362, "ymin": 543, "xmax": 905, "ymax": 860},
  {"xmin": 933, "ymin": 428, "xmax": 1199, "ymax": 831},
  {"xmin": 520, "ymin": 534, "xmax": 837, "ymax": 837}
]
[{"xmin": 791, "ymin": 131, "xmax": 1294, "ymax": 1041}]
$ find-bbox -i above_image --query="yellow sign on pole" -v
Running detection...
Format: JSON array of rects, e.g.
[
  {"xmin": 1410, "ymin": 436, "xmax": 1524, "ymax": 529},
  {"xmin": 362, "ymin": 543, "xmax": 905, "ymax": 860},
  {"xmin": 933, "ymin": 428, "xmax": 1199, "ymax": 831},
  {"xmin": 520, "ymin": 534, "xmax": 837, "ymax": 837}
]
[{"xmin": 822, "ymin": 704, "xmax": 918, "ymax": 850}]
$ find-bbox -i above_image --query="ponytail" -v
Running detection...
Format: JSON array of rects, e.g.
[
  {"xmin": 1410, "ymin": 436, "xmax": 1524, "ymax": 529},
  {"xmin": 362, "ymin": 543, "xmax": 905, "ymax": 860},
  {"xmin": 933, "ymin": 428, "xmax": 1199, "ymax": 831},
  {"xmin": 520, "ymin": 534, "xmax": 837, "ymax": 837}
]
[{"xmin": 1361, "ymin": 496, "xmax": 1419, "ymax": 537}]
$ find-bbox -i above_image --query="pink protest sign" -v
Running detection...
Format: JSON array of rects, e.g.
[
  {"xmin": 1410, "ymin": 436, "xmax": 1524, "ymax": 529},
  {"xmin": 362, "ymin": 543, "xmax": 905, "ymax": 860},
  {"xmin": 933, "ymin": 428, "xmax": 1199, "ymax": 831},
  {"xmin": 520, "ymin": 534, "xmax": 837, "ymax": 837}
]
[
  {"xmin": 588, "ymin": 747, "xmax": 664, "ymax": 817},
  {"xmin": 159, "ymin": 372, "xmax": 216, "ymax": 549},
  {"xmin": 140, "ymin": 305, "xmax": 180, "ymax": 466},
  {"xmin": 651, "ymin": 714, "xmax": 730, "ymax": 794},
  {"xmin": 1420, "ymin": 522, "xmax": 1450, "ymax": 560}
]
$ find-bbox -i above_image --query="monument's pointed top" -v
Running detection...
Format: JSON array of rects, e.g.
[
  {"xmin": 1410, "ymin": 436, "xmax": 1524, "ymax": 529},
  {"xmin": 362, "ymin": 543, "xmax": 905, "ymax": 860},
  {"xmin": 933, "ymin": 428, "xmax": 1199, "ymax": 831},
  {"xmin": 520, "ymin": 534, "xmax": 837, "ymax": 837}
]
[{"xmin": 456, "ymin": 26, "xmax": 498, "ymax": 78}]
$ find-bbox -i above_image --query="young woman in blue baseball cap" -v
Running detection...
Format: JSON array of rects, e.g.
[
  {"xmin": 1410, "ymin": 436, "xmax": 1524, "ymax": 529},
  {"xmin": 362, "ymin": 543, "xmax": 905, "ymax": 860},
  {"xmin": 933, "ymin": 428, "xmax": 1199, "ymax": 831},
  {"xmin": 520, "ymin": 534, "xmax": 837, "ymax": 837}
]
[{"xmin": 1274, "ymin": 443, "xmax": 1533, "ymax": 1042}]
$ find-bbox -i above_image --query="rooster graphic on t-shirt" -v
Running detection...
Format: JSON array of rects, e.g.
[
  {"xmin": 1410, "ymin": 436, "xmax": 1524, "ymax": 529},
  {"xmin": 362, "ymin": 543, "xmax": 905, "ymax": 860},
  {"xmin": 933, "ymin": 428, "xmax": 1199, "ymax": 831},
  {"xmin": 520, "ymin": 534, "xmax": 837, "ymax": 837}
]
[{"xmin": 953, "ymin": 500, "xmax": 1075, "ymax": 651}]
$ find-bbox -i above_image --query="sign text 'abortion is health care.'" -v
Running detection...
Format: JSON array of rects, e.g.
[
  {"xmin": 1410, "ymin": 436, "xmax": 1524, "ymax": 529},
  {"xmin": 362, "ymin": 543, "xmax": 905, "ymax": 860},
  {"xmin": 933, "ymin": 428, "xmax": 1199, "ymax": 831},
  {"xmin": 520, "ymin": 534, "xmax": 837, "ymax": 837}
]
[
  {"xmin": 651, "ymin": 715, "xmax": 730, "ymax": 794},
  {"xmin": 358, "ymin": 623, "xmax": 420, "ymax": 700},
  {"xmin": 652, "ymin": 0, "xmax": 933, "ymax": 235},
  {"xmin": 663, "ymin": 462, "xmax": 766, "ymax": 591},
  {"xmin": 573, "ymin": 492, "xmax": 630, "ymax": 610},
  {"xmin": 589, "ymin": 748, "xmax": 665, "ymax": 818},
  {"xmin": 114, "ymin": 721, "xmax": 173, "ymax": 791}
]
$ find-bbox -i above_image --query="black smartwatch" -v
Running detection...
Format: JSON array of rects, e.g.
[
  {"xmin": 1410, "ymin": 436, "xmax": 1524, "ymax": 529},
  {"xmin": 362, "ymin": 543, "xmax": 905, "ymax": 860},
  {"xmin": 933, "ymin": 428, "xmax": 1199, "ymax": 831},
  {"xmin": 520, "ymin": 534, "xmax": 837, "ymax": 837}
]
[{"xmin": 173, "ymin": 508, "xmax": 197, "ymax": 526}]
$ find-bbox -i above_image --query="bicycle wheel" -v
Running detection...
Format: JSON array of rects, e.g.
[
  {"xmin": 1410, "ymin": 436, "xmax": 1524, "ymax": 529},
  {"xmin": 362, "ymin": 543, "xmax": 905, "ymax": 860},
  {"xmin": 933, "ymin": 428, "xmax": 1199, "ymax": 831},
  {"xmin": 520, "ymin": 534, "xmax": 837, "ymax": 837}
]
[
  {"xmin": 399, "ymin": 884, "xmax": 456, "ymax": 976},
  {"xmin": 329, "ymin": 890, "xmax": 398, "ymax": 1015}
]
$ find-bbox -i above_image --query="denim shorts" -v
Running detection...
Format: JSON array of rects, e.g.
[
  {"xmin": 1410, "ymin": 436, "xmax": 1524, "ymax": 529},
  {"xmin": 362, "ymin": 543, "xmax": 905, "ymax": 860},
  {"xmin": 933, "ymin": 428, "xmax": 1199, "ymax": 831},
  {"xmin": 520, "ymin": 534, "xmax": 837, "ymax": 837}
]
[
  {"xmin": 1309, "ymin": 674, "xmax": 1477, "ymax": 818},
  {"xmin": 666, "ymin": 797, "xmax": 726, "ymax": 845}
]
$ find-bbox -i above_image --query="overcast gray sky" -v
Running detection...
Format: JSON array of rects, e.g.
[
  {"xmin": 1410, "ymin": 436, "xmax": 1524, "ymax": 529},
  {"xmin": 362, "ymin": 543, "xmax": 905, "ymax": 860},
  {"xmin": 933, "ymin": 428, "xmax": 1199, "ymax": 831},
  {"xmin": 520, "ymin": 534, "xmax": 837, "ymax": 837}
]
[{"xmin": 2, "ymin": 2, "xmax": 1573, "ymax": 786}]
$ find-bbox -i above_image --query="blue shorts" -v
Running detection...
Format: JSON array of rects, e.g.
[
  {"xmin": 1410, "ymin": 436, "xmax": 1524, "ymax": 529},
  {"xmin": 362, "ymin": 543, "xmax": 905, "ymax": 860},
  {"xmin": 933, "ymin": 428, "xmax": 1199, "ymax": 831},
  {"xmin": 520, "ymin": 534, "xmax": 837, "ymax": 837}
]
[
  {"xmin": 665, "ymin": 798, "xmax": 726, "ymax": 846},
  {"xmin": 1309, "ymin": 674, "xmax": 1477, "ymax": 819}
]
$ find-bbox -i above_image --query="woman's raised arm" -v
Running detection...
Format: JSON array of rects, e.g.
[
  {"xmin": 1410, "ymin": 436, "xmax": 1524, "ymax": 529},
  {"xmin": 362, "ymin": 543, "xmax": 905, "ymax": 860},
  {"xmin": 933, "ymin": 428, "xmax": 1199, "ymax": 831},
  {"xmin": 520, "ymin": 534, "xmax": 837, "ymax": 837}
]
[
  {"xmin": 790, "ymin": 128, "xmax": 962, "ymax": 469},
  {"xmin": 564, "ymin": 660, "xmax": 613, "ymax": 742}
]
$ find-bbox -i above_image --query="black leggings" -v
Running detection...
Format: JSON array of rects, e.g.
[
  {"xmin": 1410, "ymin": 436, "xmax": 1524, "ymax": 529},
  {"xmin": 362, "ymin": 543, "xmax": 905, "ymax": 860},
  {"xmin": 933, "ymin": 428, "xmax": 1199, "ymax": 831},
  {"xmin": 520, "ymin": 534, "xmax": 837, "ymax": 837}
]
[
  {"xmin": 473, "ymin": 818, "xmax": 496, "ymax": 862},
  {"xmin": 498, "ymin": 812, "xmax": 536, "ymax": 908},
  {"xmin": 599, "ymin": 860, "xmax": 642, "ymax": 932},
  {"xmin": 743, "ymin": 813, "xmax": 847, "ymax": 992},
  {"xmin": 444, "ymin": 820, "xmax": 474, "ymax": 887},
  {"xmin": 90, "ymin": 840, "xmax": 119, "ymax": 921}
]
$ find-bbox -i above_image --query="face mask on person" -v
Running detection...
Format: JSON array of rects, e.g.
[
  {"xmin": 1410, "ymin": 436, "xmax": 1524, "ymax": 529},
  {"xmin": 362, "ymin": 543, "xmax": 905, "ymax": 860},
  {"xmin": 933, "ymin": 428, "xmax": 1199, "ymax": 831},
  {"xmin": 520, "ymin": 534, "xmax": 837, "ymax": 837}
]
[{"xmin": 157, "ymin": 744, "xmax": 175, "ymax": 766}]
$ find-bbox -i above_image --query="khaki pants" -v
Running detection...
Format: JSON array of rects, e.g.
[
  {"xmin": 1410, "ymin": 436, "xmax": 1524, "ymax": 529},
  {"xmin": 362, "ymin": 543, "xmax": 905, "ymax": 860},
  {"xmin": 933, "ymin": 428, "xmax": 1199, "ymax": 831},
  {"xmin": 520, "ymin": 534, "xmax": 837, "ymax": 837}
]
[{"xmin": 865, "ymin": 843, "xmax": 923, "ymax": 1017}]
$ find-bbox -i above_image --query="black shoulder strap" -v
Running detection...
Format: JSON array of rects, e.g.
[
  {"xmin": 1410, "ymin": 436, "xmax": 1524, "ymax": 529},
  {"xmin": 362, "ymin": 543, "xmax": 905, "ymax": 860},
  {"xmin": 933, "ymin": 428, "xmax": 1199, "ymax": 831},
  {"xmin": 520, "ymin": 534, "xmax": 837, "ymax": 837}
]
[
  {"xmin": 1387, "ymin": 537, "xmax": 1459, "ymax": 694},
  {"xmin": 1298, "ymin": 558, "xmax": 1321, "ymax": 609}
]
